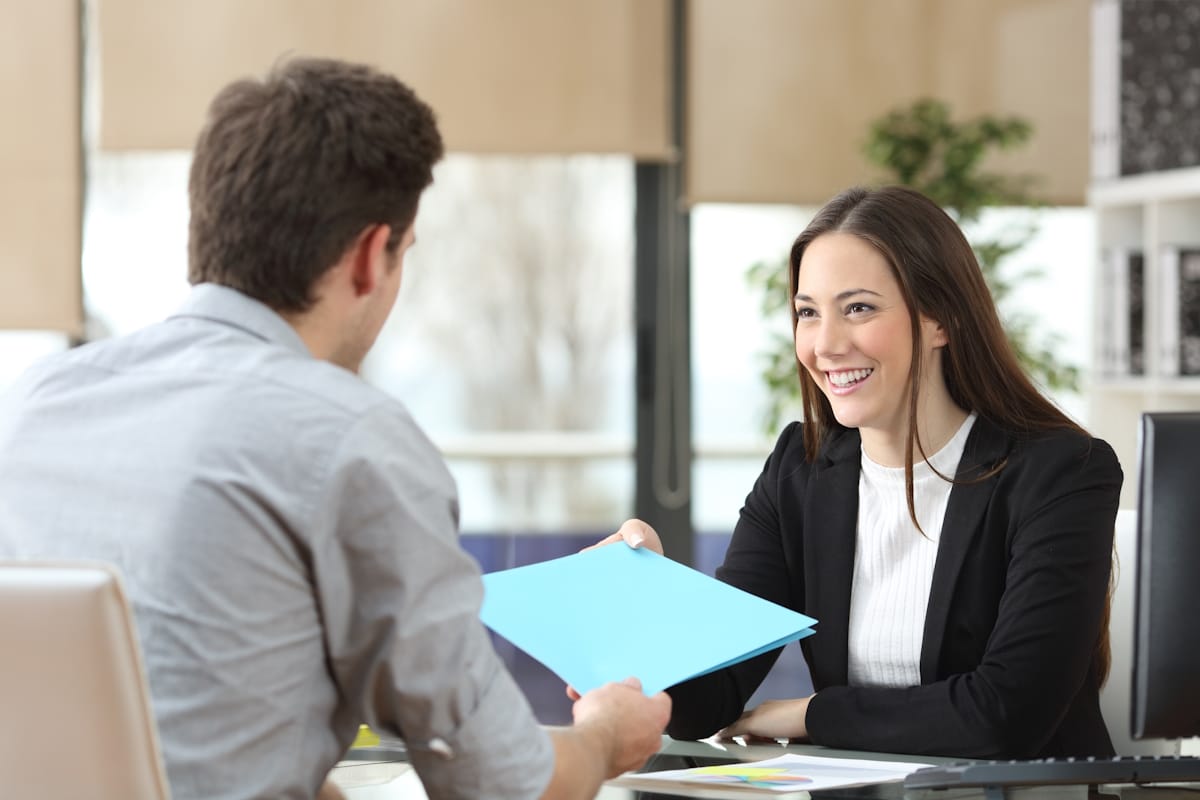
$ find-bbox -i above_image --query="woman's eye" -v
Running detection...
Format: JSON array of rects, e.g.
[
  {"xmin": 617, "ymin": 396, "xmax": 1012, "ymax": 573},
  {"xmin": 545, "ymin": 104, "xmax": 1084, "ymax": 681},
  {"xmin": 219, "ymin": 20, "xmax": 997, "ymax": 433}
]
[
  {"xmin": 846, "ymin": 302, "xmax": 874, "ymax": 315},
  {"xmin": 795, "ymin": 307, "xmax": 816, "ymax": 319}
]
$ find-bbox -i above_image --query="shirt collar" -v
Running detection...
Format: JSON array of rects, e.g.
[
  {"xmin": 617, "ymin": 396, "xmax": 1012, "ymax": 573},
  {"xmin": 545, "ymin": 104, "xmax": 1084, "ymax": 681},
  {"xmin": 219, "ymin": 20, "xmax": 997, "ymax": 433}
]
[{"xmin": 169, "ymin": 283, "xmax": 312, "ymax": 357}]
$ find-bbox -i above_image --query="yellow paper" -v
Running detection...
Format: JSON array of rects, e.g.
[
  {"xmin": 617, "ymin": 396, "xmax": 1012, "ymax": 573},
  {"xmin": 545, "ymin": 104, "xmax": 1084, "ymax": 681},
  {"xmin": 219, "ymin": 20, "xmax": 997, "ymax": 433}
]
[{"xmin": 352, "ymin": 725, "xmax": 380, "ymax": 748}]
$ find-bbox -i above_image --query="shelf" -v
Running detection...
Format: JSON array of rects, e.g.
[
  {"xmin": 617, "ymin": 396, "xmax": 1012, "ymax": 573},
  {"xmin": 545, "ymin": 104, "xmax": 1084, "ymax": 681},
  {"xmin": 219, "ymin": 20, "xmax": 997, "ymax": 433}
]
[
  {"xmin": 1090, "ymin": 377, "xmax": 1200, "ymax": 395},
  {"xmin": 1089, "ymin": 166, "xmax": 1200, "ymax": 206}
]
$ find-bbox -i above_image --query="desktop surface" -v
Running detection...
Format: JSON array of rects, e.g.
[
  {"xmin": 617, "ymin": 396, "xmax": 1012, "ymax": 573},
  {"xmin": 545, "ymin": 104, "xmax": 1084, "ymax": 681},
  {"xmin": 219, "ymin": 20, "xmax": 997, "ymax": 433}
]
[
  {"xmin": 337, "ymin": 736, "xmax": 962, "ymax": 799},
  {"xmin": 336, "ymin": 736, "xmax": 1200, "ymax": 800}
]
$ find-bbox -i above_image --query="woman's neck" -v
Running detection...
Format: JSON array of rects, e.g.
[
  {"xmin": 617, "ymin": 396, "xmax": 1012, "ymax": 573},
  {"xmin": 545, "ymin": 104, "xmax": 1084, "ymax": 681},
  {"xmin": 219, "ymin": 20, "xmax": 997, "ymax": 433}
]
[{"xmin": 859, "ymin": 388, "xmax": 969, "ymax": 468}]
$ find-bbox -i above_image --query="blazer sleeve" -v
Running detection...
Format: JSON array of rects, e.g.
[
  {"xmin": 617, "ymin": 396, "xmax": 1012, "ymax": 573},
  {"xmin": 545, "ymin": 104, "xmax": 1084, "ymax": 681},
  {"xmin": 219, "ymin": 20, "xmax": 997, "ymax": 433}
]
[
  {"xmin": 805, "ymin": 433, "xmax": 1122, "ymax": 758},
  {"xmin": 666, "ymin": 422, "xmax": 807, "ymax": 739}
]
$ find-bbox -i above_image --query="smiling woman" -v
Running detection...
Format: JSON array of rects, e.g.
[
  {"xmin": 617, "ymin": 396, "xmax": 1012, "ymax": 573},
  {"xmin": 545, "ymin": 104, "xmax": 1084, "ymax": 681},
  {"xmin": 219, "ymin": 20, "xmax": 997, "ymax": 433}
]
[
  {"xmin": 792, "ymin": 231, "xmax": 959, "ymax": 464},
  {"xmin": 600, "ymin": 185, "xmax": 1123, "ymax": 761}
]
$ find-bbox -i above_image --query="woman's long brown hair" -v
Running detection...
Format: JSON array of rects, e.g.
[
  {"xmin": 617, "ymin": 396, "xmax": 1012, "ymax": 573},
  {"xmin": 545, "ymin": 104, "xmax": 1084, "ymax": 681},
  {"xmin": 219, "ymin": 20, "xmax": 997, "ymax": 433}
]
[{"xmin": 787, "ymin": 185, "xmax": 1110, "ymax": 685}]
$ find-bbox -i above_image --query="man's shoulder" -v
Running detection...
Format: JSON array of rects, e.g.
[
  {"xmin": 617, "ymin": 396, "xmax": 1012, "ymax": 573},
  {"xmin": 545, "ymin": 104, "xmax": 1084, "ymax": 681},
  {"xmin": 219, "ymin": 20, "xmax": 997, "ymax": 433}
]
[
  {"xmin": 257, "ymin": 346, "xmax": 393, "ymax": 416},
  {"xmin": 130, "ymin": 316, "xmax": 396, "ymax": 412},
  {"xmin": 9, "ymin": 320, "xmax": 420, "ymax": 446}
]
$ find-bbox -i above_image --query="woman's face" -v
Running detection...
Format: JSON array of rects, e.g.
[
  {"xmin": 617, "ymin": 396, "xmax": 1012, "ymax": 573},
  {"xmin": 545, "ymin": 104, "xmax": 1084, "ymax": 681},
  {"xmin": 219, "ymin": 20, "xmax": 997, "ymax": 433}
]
[{"xmin": 793, "ymin": 232, "xmax": 945, "ymax": 439}]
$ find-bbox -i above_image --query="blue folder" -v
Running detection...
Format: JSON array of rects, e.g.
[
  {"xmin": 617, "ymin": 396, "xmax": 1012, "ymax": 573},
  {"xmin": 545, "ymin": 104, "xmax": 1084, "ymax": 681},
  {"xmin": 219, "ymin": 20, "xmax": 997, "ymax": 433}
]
[{"xmin": 479, "ymin": 544, "xmax": 817, "ymax": 696}]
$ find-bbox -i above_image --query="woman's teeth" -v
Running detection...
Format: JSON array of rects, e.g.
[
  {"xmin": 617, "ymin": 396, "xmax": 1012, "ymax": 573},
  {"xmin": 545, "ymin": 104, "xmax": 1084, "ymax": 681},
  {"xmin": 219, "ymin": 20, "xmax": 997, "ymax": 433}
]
[{"xmin": 828, "ymin": 369, "xmax": 873, "ymax": 387}]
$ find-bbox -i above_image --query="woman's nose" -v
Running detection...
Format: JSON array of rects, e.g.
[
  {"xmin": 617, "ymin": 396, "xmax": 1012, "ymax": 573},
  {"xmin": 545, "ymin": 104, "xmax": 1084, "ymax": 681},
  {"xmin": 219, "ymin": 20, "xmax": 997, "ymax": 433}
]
[{"xmin": 813, "ymin": 317, "xmax": 848, "ymax": 357}]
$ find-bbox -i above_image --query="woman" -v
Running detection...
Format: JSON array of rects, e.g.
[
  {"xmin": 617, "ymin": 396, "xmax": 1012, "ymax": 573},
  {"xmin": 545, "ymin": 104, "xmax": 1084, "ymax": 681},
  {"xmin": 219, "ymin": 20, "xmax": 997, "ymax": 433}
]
[{"xmin": 600, "ymin": 186, "xmax": 1121, "ymax": 759}]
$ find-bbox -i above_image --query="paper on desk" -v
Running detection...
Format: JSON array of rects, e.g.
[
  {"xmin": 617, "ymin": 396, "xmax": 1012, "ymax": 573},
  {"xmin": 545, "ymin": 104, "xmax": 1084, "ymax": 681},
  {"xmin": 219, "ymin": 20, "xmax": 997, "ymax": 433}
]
[
  {"xmin": 479, "ymin": 544, "xmax": 816, "ymax": 696},
  {"xmin": 611, "ymin": 753, "xmax": 934, "ymax": 794}
]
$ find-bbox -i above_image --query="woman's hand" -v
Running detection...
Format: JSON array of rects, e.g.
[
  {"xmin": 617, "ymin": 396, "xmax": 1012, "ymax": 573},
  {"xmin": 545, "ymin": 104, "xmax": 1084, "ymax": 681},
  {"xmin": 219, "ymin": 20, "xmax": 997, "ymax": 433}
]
[
  {"xmin": 716, "ymin": 696, "xmax": 813, "ymax": 742},
  {"xmin": 582, "ymin": 518, "xmax": 664, "ymax": 556},
  {"xmin": 564, "ymin": 520, "xmax": 664, "ymax": 702}
]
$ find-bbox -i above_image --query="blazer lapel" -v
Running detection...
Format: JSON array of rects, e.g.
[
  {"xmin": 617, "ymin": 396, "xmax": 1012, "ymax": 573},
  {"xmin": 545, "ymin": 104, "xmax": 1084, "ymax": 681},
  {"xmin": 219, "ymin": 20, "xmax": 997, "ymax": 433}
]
[
  {"xmin": 803, "ymin": 428, "xmax": 861, "ymax": 686},
  {"xmin": 920, "ymin": 417, "xmax": 1011, "ymax": 682}
]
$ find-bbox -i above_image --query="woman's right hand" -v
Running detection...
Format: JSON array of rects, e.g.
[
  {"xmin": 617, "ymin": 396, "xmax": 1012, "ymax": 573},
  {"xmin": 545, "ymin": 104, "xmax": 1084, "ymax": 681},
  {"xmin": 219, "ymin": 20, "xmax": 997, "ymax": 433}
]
[
  {"xmin": 582, "ymin": 518, "xmax": 665, "ymax": 556},
  {"xmin": 566, "ymin": 519, "xmax": 667, "ymax": 702}
]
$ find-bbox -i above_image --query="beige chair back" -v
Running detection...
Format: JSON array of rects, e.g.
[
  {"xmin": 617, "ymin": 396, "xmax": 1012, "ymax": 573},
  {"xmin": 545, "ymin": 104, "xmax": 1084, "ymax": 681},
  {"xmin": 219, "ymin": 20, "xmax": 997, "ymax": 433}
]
[{"xmin": 0, "ymin": 561, "xmax": 171, "ymax": 798}]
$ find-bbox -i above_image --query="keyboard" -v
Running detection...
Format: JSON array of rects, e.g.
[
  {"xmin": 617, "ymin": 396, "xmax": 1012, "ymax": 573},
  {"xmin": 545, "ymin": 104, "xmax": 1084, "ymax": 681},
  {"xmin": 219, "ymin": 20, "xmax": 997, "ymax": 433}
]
[{"xmin": 904, "ymin": 755, "xmax": 1200, "ymax": 790}]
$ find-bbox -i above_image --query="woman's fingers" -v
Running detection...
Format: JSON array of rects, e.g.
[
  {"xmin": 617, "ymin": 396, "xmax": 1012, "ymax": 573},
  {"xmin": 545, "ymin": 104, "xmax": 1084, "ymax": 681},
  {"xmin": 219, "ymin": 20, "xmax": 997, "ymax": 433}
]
[{"xmin": 579, "ymin": 519, "xmax": 664, "ymax": 555}]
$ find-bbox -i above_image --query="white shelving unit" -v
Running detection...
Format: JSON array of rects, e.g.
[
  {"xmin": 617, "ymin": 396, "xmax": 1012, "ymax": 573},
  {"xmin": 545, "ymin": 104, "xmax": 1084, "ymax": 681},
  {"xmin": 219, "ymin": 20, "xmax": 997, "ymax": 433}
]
[{"xmin": 1089, "ymin": 165, "xmax": 1200, "ymax": 507}]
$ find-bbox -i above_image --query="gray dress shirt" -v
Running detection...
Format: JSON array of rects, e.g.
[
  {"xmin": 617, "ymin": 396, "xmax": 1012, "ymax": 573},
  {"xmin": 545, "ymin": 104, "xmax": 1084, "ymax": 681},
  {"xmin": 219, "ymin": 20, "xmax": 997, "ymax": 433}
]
[{"xmin": 0, "ymin": 284, "xmax": 554, "ymax": 799}]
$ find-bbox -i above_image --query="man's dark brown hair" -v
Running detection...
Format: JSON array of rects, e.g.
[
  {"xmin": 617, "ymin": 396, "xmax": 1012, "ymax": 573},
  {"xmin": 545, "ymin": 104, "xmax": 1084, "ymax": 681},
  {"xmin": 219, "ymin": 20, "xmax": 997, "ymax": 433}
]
[{"xmin": 187, "ymin": 57, "xmax": 444, "ymax": 312}]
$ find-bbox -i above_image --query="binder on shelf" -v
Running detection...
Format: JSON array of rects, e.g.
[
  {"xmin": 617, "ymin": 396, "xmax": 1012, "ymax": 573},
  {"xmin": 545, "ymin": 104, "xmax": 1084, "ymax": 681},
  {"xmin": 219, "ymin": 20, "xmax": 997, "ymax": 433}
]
[
  {"xmin": 1181, "ymin": 251, "xmax": 1200, "ymax": 376},
  {"xmin": 1158, "ymin": 247, "xmax": 1200, "ymax": 377},
  {"xmin": 1097, "ymin": 247, "xmax": 1117, "ymax": 377},
  {"xmin": 1161, "ymin": 247, "xmax": 1181, "ymax": 377},
  {"xmin": 1099, "ymin": 247, "xmax": 1145, "ymax": 378},
  {"xmin": 1129, "ymin": 250, "xmax": 1146, "ymax": 376},
  {"xmin": 1108, "ymin": 247, "xmax": 1131, "ymax": 376}
]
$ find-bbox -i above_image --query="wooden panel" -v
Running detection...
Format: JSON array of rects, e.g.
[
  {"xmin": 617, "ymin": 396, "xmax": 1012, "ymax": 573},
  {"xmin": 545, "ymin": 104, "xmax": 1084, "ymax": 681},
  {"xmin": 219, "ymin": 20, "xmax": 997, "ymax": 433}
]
[
  {"xmin": 687, "ymin": 0, "xmax": 930, "ymax": 206},
  {"xmin": 98, "ymin": 0, "xmax": 672, "ymax": 158},
  {"xmin": 687, "ymin": 0, "xmax": 1090, "ymax": 206},
  {"xmin": 0, "ymin": 0, "xmax": 82, "ymax": 332},
  {"xmin": 931, "ymin": 0, "xmax": 1091, "ymax": 206}
]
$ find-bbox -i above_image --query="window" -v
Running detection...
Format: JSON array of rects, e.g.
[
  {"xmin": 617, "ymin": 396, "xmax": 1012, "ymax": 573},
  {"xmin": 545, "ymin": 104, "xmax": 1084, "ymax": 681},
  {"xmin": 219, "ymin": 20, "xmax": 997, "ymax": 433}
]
[{"xmin": 82, "ymin": 151, "xmax": 637, "ymax": 723}]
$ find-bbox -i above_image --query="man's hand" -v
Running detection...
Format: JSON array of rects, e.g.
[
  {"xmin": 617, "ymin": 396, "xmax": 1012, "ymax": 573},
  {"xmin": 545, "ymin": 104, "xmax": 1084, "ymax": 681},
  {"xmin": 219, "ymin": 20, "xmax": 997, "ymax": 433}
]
[
  {"xmin": 573, "ymin": 677, "xmax": 672, "ymax": 777},
  {"xmin": 316, "ymin": 777, "xmax": 347, "ymax": 800},
  {"xmin": 717, "ymin": 696, "xmax": 812, "ymax": 742},
  {"xmin": 581, "ymin": 519, "xmax": 665, "ymax": 556},
  {"xmin": 542, "ymin": 677, "xmax": 671, "ymax": 799}
]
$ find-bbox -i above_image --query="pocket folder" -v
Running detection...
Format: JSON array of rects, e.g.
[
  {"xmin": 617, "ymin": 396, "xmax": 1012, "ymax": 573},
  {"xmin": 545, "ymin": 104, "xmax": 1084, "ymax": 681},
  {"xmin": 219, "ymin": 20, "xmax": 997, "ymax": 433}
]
[{"xmin": 480, "ymin": 544, "xmax": 817, "ymax": 695}]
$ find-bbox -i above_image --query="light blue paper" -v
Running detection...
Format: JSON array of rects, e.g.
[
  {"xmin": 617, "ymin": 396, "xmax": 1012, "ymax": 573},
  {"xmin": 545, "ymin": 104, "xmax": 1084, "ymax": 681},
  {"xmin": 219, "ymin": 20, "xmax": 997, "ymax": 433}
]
[{"xmin": 479, "ymin": 545, "xmax": 817, "ymax": 696}]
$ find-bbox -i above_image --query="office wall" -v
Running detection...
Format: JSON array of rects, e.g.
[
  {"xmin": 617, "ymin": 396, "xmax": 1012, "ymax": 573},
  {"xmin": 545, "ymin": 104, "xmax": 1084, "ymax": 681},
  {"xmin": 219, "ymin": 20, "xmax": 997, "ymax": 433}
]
[
  {"xmin": 687, "ymin": 0, "xmax": 1091, "ymax": 206},
  {"xmin": 97, "ymin": 0, "xmax": 673, "ymax": 158},
  {"xmin": 0, "ymin": 0, "xmax": 82, "ymax": 334}
]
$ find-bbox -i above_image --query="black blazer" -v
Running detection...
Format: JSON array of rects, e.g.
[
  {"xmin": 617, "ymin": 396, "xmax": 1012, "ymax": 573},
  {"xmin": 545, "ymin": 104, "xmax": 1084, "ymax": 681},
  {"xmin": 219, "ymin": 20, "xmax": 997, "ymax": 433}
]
[{"xmin": 667, "ymin": 416, "xmax": 1122, "ymax": 759}]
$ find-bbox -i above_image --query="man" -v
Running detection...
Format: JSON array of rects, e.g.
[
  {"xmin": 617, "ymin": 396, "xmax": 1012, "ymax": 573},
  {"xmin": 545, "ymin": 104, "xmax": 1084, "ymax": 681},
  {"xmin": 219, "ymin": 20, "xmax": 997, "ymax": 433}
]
[{"xmin": 0, "ymin": 57, "xmax": 669, "ymax": 799}]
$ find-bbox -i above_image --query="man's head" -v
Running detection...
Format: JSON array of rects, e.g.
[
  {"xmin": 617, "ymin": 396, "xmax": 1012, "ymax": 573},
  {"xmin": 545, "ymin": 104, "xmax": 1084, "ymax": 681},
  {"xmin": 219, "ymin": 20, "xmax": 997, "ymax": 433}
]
[{"xmin": 187, "ymin": 57, "xmax": 444, "ymax": 314}]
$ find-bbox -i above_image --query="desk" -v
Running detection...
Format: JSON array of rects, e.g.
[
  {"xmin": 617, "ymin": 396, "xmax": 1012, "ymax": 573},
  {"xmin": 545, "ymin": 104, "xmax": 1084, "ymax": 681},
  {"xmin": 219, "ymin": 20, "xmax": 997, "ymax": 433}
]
[{"xmin": 333, "ymin": 737, "xmax": 1200, "ymax": 800}]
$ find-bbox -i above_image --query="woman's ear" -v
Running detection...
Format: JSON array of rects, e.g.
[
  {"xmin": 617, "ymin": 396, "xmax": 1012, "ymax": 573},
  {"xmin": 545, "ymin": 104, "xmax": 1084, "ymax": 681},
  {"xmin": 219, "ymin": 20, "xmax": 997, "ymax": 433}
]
[{"xmin": 922, "ymin": 315, "xmax": 949, "ymax": 348}]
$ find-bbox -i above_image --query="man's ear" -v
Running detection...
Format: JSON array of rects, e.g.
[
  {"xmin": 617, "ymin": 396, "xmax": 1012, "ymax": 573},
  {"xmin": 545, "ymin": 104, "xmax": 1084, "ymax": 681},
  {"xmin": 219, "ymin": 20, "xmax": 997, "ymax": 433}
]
[{"xmin": 348, "ymin": 224, "xmax": 394, "ymax": 298}]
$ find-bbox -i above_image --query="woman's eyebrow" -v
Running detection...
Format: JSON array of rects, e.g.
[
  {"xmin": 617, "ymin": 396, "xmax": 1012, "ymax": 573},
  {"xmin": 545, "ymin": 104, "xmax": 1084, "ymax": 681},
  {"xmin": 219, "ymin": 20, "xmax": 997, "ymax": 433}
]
[{"xmin": 793, "ymin": 288, "xmax": 884, "ymax": 303}]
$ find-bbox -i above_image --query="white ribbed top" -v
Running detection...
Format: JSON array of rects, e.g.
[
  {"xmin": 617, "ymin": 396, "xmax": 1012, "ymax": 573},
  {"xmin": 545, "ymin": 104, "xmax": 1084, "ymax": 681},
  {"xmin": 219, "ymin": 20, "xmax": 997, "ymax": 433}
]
[{"xmin": 846, "ymin": 413, "xmax": 977, "ymax": 688}]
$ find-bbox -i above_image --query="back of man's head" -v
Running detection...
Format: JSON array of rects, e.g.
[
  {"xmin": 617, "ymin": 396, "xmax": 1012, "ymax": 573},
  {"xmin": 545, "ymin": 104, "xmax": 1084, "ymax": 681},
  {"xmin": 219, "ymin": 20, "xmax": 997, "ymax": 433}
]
[{"xmin": 187, "ymin": 57, "xmax": 444, "ymax": 313}]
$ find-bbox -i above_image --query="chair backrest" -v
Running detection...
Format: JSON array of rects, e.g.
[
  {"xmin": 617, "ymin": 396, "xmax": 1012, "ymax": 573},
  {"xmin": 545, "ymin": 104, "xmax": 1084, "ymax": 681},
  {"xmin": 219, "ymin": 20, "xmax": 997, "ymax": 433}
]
[
  {"xmin": 1099, "ymin": 509, "xmax": 1180, "ymax": 757},
  {"xmin": 0, "ymin": 562, "xmax": 171, "ymax": 799}
]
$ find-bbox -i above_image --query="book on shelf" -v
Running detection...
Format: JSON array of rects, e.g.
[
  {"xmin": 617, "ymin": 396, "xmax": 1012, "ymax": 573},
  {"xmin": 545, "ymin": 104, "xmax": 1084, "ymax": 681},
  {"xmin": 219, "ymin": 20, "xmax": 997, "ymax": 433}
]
[
  {"xmin": 1099, "ymin": 247, "xmax": 1143, "ymax": 377},
  {"xmin": 1159, "ymin": 247, "xmax": 1200, "ymax": 378},
  {"xmin": 1181, "ymin": 250, "xmax": 1200, "ymax": 376},
  {"xmin": 1129, "ymin": 249, "xmax": 1145, "ymax": 376},
  {"xmin": 1097, "ymin": 248, "xmax": 1117, "ymax": 376},
  {"xmin": 1161, "ymin": 247, "xmax": 1181, "ymax": 377}
]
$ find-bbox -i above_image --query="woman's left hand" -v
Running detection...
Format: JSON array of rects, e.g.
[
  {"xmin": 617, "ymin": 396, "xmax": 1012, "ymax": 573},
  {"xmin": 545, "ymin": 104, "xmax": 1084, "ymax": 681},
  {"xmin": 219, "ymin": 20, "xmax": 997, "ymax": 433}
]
[{"xmin": 716, "ymin": 696, "xmax": 813, "ymax": 741}]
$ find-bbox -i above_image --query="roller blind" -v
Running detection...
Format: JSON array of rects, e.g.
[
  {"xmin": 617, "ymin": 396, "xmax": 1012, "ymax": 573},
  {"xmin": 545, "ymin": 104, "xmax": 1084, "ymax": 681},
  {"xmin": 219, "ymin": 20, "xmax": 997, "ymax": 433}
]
[
  {"xmin": 687, "ymin": 0, "xmax": 1091, "ymax": 206},
  {"xmin": 0, "ymin": 0, "xmax": 82, "ymax": 333},
  {"xmin": 98, "ymin": 0, "xmax": 673, "ymax": 158}
]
